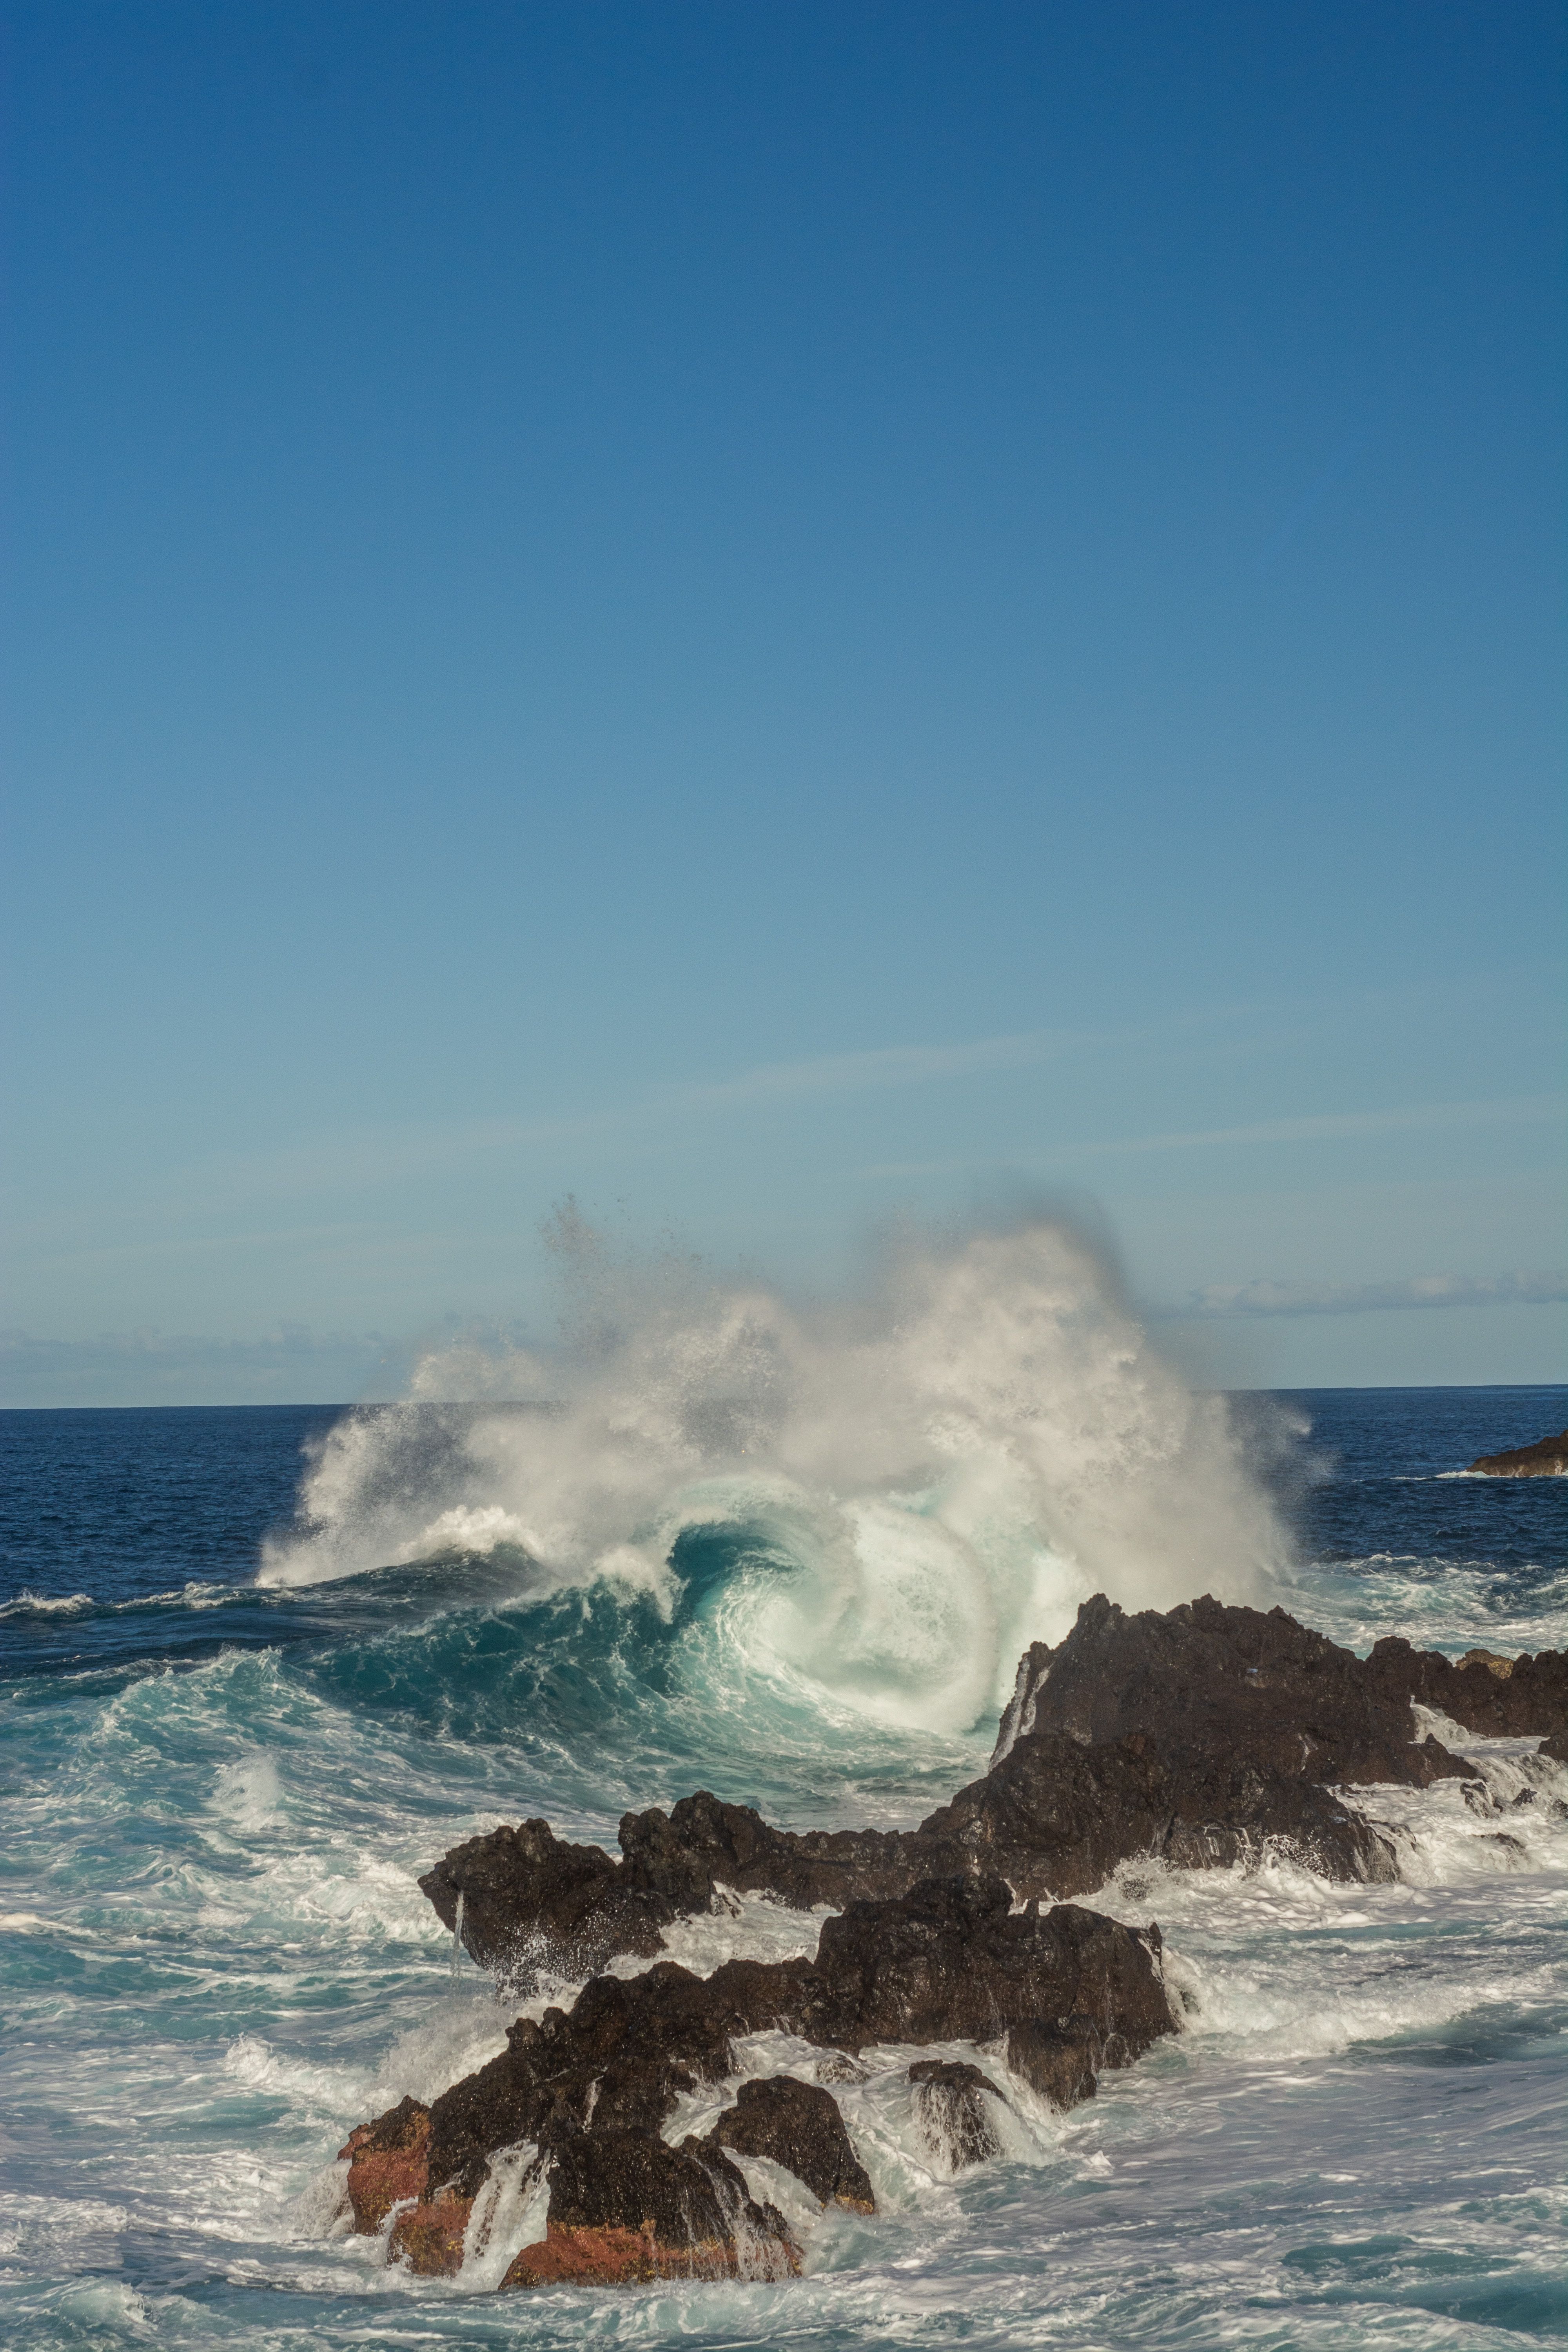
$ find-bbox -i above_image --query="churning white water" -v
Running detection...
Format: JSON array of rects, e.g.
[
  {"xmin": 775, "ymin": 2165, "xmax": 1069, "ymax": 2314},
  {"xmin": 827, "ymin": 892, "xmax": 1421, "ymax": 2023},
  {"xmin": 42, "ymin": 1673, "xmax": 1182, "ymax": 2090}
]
[{"xmin": 260, "ymin": 1222, "xmax": 1288, "ymax": 1734}]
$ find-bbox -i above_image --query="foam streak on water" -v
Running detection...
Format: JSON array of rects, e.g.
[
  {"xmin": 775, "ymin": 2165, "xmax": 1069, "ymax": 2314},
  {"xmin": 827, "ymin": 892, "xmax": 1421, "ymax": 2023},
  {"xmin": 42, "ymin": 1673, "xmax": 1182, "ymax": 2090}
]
[{"xmin": 0, "ymin": 1330, "xmax": 1564, "ymax": 2348}]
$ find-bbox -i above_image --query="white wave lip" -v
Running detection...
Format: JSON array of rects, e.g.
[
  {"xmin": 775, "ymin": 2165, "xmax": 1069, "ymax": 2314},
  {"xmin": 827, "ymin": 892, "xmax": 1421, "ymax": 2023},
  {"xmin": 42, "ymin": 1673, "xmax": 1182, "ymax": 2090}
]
[{"xmin": 258, "ymin": 1221, "xmax": 1290, "ymax": 1735}]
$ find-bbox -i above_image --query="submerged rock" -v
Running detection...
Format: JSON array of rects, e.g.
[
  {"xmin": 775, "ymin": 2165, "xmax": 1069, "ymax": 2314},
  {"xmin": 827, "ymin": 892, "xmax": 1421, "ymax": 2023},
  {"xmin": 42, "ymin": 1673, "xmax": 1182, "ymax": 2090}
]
[
  {"xmin": 907, "ymin": 2058, "xmax": 1008, "ymax": 2169},
  {"xmin": 1465, "ymin": 1428, "xmax": 1568, "ymax": 1477}
]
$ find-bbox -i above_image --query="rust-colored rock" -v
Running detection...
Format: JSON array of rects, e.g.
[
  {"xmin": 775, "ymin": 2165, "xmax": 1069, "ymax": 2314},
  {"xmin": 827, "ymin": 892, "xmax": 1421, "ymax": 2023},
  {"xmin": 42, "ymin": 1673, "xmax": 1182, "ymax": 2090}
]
[
  {"xmin": 337, "ymin": 1871, "xmax": 1175, "ymax": 2287},
  {"xmin": 501, "ymin": 2129, "xmax": 797, "ymax": 2287},
  {"xmin": 338, "ymin": 2094, "xmax": 431, "ymax": 2232},
  {"xmin": 503, "ymin": 2220, "xmax": 730, "ymax": 2287},
  {"xmin": 388, "ymin": 2187, "xmax": 473, "ymax": 2275}
]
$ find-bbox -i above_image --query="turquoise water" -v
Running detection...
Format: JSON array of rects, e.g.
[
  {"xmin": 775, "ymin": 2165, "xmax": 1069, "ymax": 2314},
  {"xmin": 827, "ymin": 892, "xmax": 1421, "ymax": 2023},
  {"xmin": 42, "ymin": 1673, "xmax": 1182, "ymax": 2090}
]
[{"xmin": 2, "ymin": 1381, "xmax": 1564, "ymax": 2348}]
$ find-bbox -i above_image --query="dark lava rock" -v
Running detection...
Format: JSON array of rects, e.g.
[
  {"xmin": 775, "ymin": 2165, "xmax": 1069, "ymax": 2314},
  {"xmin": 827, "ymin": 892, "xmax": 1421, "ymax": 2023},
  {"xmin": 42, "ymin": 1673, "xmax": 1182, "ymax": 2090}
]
[
  {"xmin": 1005, "ymin": 2014, "xmax": 1103, "ymax": 2110},
  {"xmin": 994, "ymin": 1593, "xmax": 1466, "ymax": 1786},
  {"xmin": 1466, "ymin": 1428, "xmax": 1568, "ymax": 1477},
  {"xmin": 799, "ymin": 1873, "xmax": 1171, "ymax": 2057},
  {"xmin": 501, "ymin": 2129, "xmax": 797, "ymax": 2287},
  {"xmin": 1539, "ymin": 1728, "xmax": 1568, "ymax": 1765},
  {"xmin": 907, "ymin": 2058, "xmax": 1007, "ymax": 2169},
  {"xmin": 425, "ymin": 1599, "xmax": 1568, "ymax": 1985},
  {"xmin": 923, "ymin": 1724, "xmax": 1401, "ymax": 1899},
  {"xmin": 341, "ymin": 1871, "xmax": 1174, "ymax": 2276},
  {"xmin": 422, "ymin": 1790, "xmax": 913, "ymax": 1982},
  {"xmin": 710, "ymin": 2074, "xmax": 876, "ymax": 2212},
  {"xmin": 417, "ymin": 1817, "xmax": 674, "ymax": 1980},
  {"xmin": 1362, "ymin": 1635, "xmax": 1568, "ymax": 1740}
]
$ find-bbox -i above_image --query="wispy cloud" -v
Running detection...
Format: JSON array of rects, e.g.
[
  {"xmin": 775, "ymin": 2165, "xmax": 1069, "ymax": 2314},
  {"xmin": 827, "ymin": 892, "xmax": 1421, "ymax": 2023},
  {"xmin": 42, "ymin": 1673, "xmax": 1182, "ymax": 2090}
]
[
  {"xmin": 1159, "ymin": 1269, "xmax": 1568, "ymax": 1320},
  {"xmin": 671, "ymin": 1029, "xmax": 1079, "ymax": 1109},
  {"xmin": 1089, "ymin": 1094, "xmax": 1564, "ymax": 1157}
]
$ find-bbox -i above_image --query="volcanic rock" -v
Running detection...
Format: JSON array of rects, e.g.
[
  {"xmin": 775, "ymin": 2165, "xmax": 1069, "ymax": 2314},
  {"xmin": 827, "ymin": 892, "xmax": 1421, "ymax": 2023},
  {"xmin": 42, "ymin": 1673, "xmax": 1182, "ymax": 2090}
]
[
  {"xmin": 501, "ymin": 2129, "xmax": 797, "ymax": 2287},
  {"xmin": 423, "ymin": 1598, "xmax": 1568, "ymax": 1985},
  {"xmin": 1466, "ymin": 1428, "xmax": 1568, "ymax": 1477},
  {"xmin": 1363, "ymin": 1635, "xmax": 1568, "ymax": 1739},
  {"xmin": 992, "ymin": 1593, "xmax": 1469, "ymax": 1784},
  {"xmin": 339, "ymin": 2094, "xmax": 433, "ymax": 2234},
  {"xmin": 1004, "ymin": 2014, "xmax": 1103, "ymax": 2109},
  {"xmin": 907, "ymin": 2058, "xmax": 1007, "ymax": 2169},
  {"xmin": 340, "ymin": 1871, "xmax": 1174, "ymax": 2279},
  {"xmin": 710, "ymin": 2074, "xmax": 876, "ymax": 2211},
  {"xmin": 421, "ymin": 1790, "xmax": 913, "ymax": 1982}
]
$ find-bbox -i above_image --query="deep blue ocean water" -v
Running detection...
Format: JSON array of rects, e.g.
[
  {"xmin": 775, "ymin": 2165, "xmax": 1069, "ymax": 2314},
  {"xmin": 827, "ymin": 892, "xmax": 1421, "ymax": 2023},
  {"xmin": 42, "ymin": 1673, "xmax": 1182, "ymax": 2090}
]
[{"xmin": 1, "ymin": 1383, "xmax": 1564, "ymax": 2350}]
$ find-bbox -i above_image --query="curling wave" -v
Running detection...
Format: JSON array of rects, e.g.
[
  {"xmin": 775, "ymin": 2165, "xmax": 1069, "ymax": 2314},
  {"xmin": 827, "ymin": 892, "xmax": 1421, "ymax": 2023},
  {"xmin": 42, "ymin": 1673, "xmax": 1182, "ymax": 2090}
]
[{"xmin": 259, "ymin": 1222, "xmax": 1290, "ymax": 1737}]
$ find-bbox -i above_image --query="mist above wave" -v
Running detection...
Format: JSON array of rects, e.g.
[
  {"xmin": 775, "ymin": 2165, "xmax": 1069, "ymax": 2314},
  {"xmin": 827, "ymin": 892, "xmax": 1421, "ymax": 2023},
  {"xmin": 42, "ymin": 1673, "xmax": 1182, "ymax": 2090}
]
[{"xmin": 258, "ymin": 1219, "xmax": 1291, "ymax": 1735}]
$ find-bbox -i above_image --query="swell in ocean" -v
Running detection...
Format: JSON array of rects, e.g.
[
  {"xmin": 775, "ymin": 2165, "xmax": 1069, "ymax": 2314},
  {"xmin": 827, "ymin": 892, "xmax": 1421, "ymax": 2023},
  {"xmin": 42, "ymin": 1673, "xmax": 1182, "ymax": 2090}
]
[{"xmin": 1, "ymin": 1220, "xmax": 1564, "ymax": 2347}]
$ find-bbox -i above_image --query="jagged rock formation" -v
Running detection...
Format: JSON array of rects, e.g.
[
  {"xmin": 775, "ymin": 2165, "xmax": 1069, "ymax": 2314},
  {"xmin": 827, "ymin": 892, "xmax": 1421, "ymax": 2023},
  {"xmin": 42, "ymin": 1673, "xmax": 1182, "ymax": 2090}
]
[
  {"xmin": 1466, "ymin": 1428, "xmax": 1568, "ymax": 1477},
  {"xmin": 1362, "ymin": 1635, "xmax": 1568, "ymax": 1736},
  {"xmin": 421, "ymin": 1796, "xmax": 913, "ymax": 1980},
  {"xmin": 338, "ymin": 1871, "xmax": 1173, "ymax": 2284},
  {"xmin": 341, "ymin": 1594, "xmax": 1568, "ymax": 2293},
  {"xmin": 422, "ymin": 1598, "xmax": 1568, "ymax": 1987}
]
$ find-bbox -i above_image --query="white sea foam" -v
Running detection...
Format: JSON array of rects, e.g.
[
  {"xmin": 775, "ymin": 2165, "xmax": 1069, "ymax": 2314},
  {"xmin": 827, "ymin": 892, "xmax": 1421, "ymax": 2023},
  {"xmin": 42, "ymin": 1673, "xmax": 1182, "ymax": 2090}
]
[{"xmin": 260, "ymin": 1219, "xmax": 1290, "ymax": 1734}]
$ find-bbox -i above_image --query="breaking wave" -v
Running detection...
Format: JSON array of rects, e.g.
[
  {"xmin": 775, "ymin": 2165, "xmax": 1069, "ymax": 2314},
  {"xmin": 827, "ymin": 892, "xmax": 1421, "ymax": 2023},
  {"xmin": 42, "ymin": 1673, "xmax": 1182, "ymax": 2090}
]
[{"xmin": 259, "ymin": 1220, "xmax": 1290, "ymax": 1736}]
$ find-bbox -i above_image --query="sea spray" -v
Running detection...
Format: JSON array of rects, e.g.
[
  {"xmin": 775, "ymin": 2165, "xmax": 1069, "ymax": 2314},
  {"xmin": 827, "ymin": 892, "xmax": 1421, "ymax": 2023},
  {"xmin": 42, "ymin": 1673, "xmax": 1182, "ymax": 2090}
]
[
  {"xmin": 3, "ymin": 1383, "xmax": 1564, "ymax": 2349},
  {"xmin": 260, "ymin": 1220, "xmax": 1290, "ymax": 1733}
]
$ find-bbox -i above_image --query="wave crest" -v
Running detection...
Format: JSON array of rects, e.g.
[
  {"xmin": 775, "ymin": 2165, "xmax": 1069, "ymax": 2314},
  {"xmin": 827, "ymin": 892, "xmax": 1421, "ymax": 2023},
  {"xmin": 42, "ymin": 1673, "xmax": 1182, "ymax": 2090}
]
[{"xmin": 258, "ymin": 1221, "xmax": 1290, "ymax": 1733}]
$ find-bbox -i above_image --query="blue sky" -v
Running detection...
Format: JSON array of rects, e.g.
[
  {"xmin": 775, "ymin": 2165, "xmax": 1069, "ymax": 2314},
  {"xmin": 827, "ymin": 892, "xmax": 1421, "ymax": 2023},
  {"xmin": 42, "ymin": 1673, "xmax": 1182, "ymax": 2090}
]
[{"xmin": 2, "ymin": 0, "xmax": 1563, "ymax": 1405}]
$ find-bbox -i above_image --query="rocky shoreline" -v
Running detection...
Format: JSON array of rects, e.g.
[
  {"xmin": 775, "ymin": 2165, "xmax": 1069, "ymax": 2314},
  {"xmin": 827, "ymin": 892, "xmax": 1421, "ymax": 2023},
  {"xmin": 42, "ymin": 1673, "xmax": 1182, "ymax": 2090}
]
[{"xmin": 331, "ymin": 1595, "xmax": 1568, "ymax": 2291}]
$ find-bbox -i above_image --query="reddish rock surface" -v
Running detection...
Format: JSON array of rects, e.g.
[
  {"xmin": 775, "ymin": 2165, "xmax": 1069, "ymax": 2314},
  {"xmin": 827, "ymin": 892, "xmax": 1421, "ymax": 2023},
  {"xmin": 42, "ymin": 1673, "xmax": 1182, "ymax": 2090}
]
[
  {"xmin": 339, "ymin": 1870, "xmax": 1174, "ymax": 2285},
  {"xmin": 337, "ymin": 1595, "xmax": 1568, "ymax": 2295},
  {"xmin": 339, "ymin": 2096, "xmax": 432, "ymax": 2234}
]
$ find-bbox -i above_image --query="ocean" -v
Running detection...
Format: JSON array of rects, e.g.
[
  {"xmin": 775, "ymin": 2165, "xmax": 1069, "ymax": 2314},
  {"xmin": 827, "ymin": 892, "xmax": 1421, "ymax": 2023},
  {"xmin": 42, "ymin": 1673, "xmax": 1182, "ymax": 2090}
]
[{"xmin": 2, "ymin": 1365, "xmax": 1565, "ymax": 2349}]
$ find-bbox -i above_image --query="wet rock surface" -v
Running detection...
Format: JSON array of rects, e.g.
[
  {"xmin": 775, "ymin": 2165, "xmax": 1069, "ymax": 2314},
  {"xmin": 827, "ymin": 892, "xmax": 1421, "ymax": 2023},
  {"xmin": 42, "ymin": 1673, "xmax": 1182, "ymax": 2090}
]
[
  {"xmin": 501, "ymin": 2130, "xmax": 797, "ymax": 2287},
  {"xmin": 1465, "ymin": 1427, "xmax": 1568, "ymax": 1477},
  {"xmin": 710, "ymin": 2074, "xmax": 876, "ymax": 2211},
  {"xmin": 907, "ymin": 2058, "xmax": 1007, "ymax": 2169},
  {"xmin": 423, "ymin": 1600, "xmax": 1568, "ymax": 1989},
  {"xmin": 420, "ymin": 1791, "xmax": 914, "ymax": 1980},
  {"xmin": 341, "ymin": 1871, "xmax": 1173, "ymax": 2282},
  {"xmin": 1004, "ymin": 2015, "xmax": 1104, "ymax": 2109},
  {"xmin": 1362, "ymin": 1634, "xmax": 1568, "ymax": 1738},
  {"xmin": 341, "ymin": 1595, "xmax": 1567, "ymax": 2293}
]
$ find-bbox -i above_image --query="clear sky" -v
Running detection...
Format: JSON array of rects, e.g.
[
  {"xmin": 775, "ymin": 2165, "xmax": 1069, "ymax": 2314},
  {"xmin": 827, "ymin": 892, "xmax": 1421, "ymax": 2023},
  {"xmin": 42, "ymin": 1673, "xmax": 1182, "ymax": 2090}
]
[{"xmin": 2, "ymin": 0, "xmax": 1564, "ymax": 1405}]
